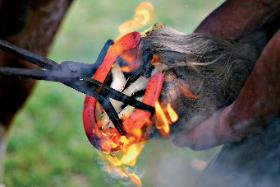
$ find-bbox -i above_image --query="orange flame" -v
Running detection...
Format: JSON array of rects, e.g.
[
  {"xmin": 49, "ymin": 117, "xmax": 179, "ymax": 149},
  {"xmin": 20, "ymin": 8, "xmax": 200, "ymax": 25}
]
[
  {"xmin": 155, "ymin": 101, "xmax": 170, "ymax": 137},
  {"xmin": 100, "ymin": 101, "xmax": 179, "ymax": 186},
  {"xmin": 154, "ymin": 101, "xmax": 179, "ymax": 137},
  {"xmin": 128, "ymin": 173, "xmax": 142, "ymax": 187},
  {"xmin": 118, "ymin": 2, "xmax": 155, "ymax": 35}
]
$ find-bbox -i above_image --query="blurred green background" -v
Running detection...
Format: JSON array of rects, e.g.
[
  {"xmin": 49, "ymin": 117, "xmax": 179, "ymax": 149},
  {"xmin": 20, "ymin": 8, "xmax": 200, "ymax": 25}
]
[{"xmin": 5, "ymin": 0, "xmax": 223, "ymax": 186}]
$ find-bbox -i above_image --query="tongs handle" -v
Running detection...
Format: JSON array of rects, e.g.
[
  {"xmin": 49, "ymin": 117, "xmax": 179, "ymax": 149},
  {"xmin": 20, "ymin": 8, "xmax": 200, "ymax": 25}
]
[{"xmin": 0, "ymin": 39, "xmax": 57, "ymax": 69}]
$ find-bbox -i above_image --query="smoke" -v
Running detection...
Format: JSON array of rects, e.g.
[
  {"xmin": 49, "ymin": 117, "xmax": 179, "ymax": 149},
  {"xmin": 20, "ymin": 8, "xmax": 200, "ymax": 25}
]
[
  {"xmin": 140, "ymin": 139, "xmax": 219, "ymax": 187},
  {"xmin": 139, "ymin": 117, "xmax": 280, "ymax": 187},
  {"xmin": 194, "ymin": 117, "xmax": 280, "ymax": 187}
]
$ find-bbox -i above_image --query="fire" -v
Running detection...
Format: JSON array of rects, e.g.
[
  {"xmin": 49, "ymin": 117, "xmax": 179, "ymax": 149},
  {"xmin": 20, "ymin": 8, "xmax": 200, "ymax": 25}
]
[
  {"xmin": 93, "ymin": 2, "xmax": 179, "ymax": 186},
  {"xmin": 128, "ymin": 173, "xmax": 142, "ymax": 187},
  {"xmin": 118, "ymin": 2, "xmax": 155, "ymax": 35},
  {"xmin": 102, "ymin": 152, "xmax": 142, "ymax": 187},
  {"xmin": 155, "ymin": 101, "xmax": 170, "ymax": 137},
  {"xmin": 98, "ymin": 100, "xmax": 179, "ymax": 186},
  {"xmin": 155, "ymin": 101, "xmax": 179, "ymax": 137},
  {"xmin": 121, "ymin": 141, "xmax": 146, "ymax": 166},
  {"xmin": 102, "ymin": 140, "xmax": 146, "ymax": 186},
  {"xmin": 167, "ymin": 103, "xmax": 179, "ymax": 123}
]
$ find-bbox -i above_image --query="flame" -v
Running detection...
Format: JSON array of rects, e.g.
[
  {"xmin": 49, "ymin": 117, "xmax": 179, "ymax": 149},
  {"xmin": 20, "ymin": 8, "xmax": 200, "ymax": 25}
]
[
  {"xmin": 118, "ymin": 2, "xmax": 155, "ymax": 73},
  {"xmin": 167, "ymin": 103, "xmax": 179, "ymax": 123},
  {"xmin": 121, "ymin": 141, "xmax": 146, "ymax": 166},
  {"xmin": 99, "ymin": 101, "xmax": 179, "ymax": 186},
  {"xmin": 154, "ymin": 101, "xmax": 179, "ymax": 137},
  {"xmin": 128, "ymin": 173, "xmax": 142, "ymax": 187},
  {"xmin": 118, "ymin": 2, "xmax": 155, "ymax": 35},
  {"xmin": 95, "ymin": 3, "xmax": 180, "ymax": 185},
  {"xmin": 97, "ymin": 91, "xmax": 179, "ymax": 186},
  {"xmin": 155, "ymin": 101, "xmax": 170, "ymax": 137},
  {"xmin": 103, "ymin": 140, "xmax": 146, "ymax": 186}
]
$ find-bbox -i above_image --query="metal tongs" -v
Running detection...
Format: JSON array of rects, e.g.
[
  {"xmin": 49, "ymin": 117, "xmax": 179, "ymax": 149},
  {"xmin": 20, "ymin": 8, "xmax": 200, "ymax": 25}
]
[{"xmin": 0, "ymin": 39, "xmax": 154, "ymax": 135}]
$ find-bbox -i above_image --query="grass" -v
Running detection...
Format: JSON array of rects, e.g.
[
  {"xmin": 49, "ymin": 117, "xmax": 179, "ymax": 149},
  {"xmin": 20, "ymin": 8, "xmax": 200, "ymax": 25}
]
[{"xmin": 5, "ymin": 0, "xmax": 223, "ymax": 186}]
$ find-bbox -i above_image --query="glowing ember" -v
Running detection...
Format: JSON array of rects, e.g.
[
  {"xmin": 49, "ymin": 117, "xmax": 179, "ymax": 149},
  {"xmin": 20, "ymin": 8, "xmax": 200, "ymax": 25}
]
[{"xmin": 118, "ymin": 2, "xmax": 155, "ymax": 35}]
